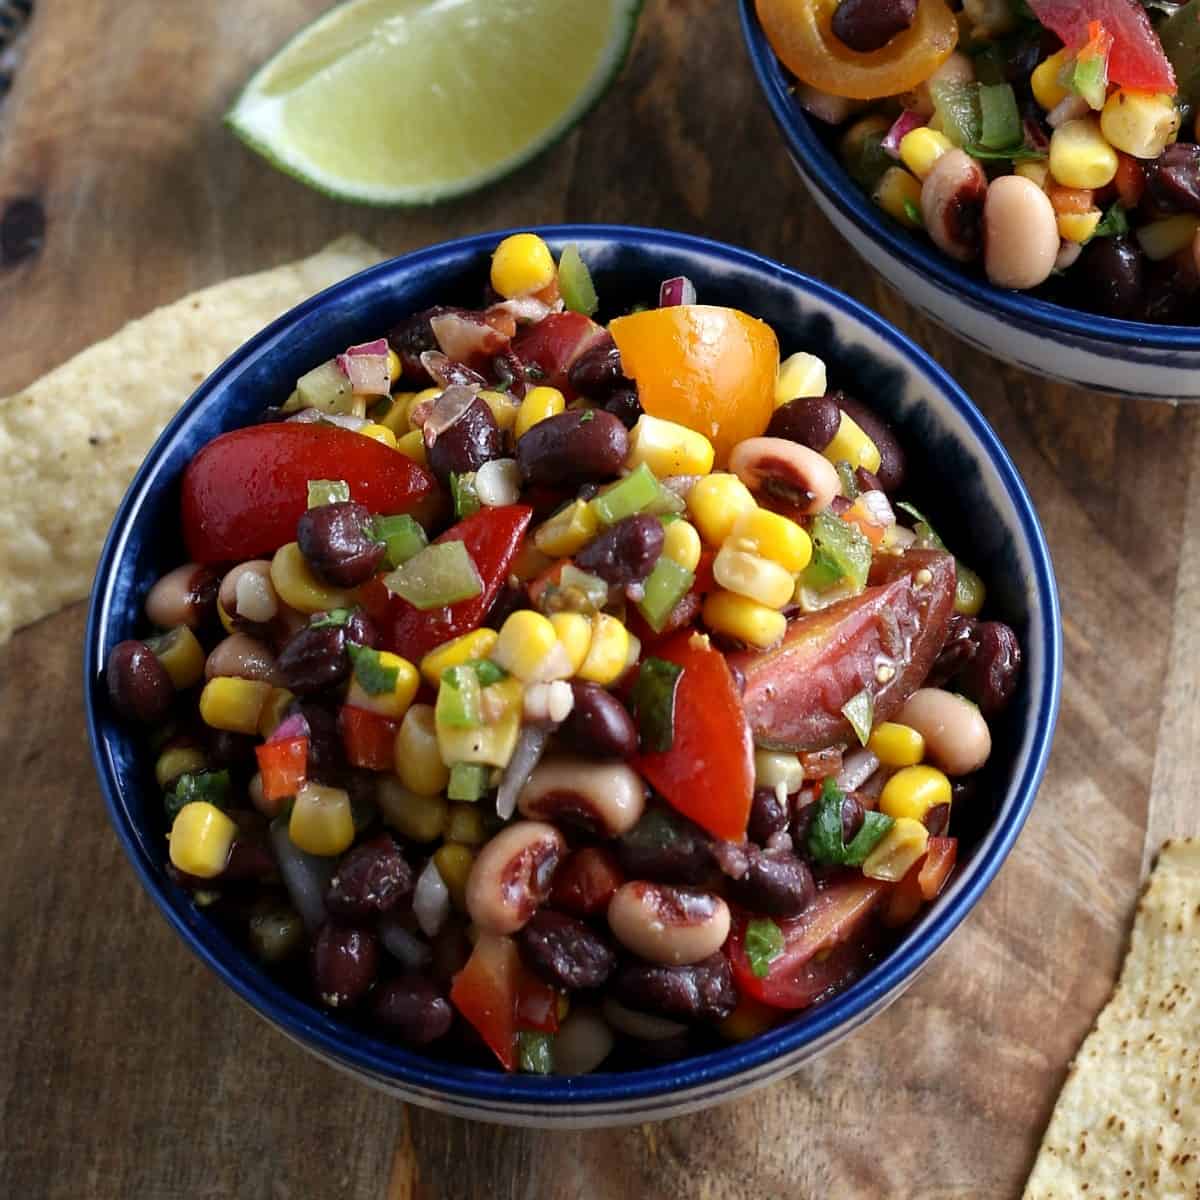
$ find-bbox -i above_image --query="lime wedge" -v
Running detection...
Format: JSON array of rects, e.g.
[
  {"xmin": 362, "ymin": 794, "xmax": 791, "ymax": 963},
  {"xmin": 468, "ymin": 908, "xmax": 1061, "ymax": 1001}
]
[{"xmin": 227, "ymin": 0, "xmax": 642, "ymax": 206}]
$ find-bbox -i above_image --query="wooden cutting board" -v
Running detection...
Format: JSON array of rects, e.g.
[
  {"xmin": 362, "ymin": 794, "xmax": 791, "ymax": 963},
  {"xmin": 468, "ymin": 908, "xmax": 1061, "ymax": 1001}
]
[{"xmin": 2, "ymin": 2, "xmax": 1196, "ymax": 1196}]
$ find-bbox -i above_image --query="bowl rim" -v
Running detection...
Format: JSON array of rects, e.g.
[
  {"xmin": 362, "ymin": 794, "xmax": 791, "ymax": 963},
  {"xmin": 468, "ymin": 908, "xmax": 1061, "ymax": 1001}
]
[
  {"xmin": 85, "ymin": 223, "xmax": 1062, "ymax": 1110},
  {"xmin": 738, "ymin": 0, "xmax": 1200, "ymax": 352}
]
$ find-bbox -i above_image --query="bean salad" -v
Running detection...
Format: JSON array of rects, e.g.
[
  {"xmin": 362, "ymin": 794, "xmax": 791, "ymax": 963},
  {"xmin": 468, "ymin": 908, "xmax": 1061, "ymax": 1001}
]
[
  {"xmin": 757, "ymin": 0, "xmax": 1200, "ymax": 322},
  {"xmin": 106, "ymin": 233, "xmax": 1022, "ymax": 1075}
]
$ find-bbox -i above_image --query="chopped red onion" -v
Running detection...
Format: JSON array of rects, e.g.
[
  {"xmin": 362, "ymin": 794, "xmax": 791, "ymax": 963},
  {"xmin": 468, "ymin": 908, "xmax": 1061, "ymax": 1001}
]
[
  {"xmin": 1047, "ymin": 94, "xmax": 1089, "ymax": 128},
  {"xmin": 1023, "ymin": 117, "xmax": 1049, "ymax": 154},
  {"xmin": 269, "ymin": 819, "xmax": 332, "ymax": 932},
  {"xmin": 336, "ymin": 339, "xmax": 391, "ymax": 396},
  {"xmin": 487, "ymin": 297, "xmax": 553, "ymax": 324},
  {"xmin": 413, "ymin": 859, "xmax": 450, "ymax": 938},
  {"xmin": 378, "ymin": 913, "xmax": 433, "ymax": 971},
  {"xmin": 659, "ymin": 276, "xmax": 697, "ymax": 307},
  {"xmin": 496, "ymin": 724, "xmax": 552, "ymax": 820},
  {"xmin": 268, "ymin": 712, "xmax": 310, "ymax": 744},
  {"xmin": 882, "ymin": 110, "xmax": 926, "ymax": 159},
  {"xmin": 712, "ymin": 840, "xmax": 750, "ymax": 880},
  {"xmin": 288, "ymin": 409, "xmax": 369, "ymax": 431},
  {"xmin": 423, "ymin": 385, "xmax": 477, "ymax": 440},
  {"xmin": 860, "ymin": 489, "xmax": 896, "ymax": 528},
  {"xmin": 430, "ymin": 311, "xmax": 510, "ymax": 364},
  {"xmin": 837, "ymin": 748, "xmax": 881, "ymax": 794}
]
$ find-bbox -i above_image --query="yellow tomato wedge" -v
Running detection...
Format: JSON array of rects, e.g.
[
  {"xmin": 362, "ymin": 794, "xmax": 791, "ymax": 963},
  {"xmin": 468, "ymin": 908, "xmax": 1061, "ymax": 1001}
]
[
  {"xmin": 609, "ymin": 305, "xmax": 778, "ymax": 465},
  {"xmin": 756, "ymin": 0, "xmax": 958, "ymax": 101}
]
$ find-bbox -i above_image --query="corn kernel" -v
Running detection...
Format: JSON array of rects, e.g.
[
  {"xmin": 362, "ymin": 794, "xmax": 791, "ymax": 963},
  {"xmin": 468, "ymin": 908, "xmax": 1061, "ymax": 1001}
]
[
  {"xmin": 775, "ymin": 351, "xmax": 827, "ymax": 406},
  {"xmin": 1014, "ymin": 160, "xmax": 1050, "ymax": 189},
  {"xmin": 199, "ymin": 676, "xmax": 271, "ymax": 734},
  {"xmin": 169, "ymin": 801, "xmax": 237, "ymax": 878},
  {"xmin": 687, "ymin": 473, "xmax": 757, "ymax": 546},
  {"xmin": 257, "ymin": 686, "xmax": 296, "ymax": 739},
  {"xmin": 823, "ymin": 410, "xmax": 882, "ymax": 474},
  {"xmin": 662, "ymin": 519, "xmax": 702, "ymax": 572},
  {"xmin": 577, "ymin": 614, "xmax": 631, "ymax": 685},
  {"xmin": 713, "ymin": 545, "xmax": 795, "ymax": 609},
  {"xmin": 1031, "ymin": 49, "xmax": 1071, "ymax": 111},
  {"xmin": 868, "ymin": 722, "xmax": 926, "ymax": 769},
  {"xmin": 1057, "ymin": 209, "xmax": 1102, "ymax": 243},
  {"xmin": 270, "ymin": 542, "xmax": 359, "ymax": 614},
  {"xmin": 731, "ymin": 508, "xmax": 812, "ymax": 574},
  {"xmin": 862, "ymin": 816, "xmax": 930, "ymax": 882},
  {"xmin": 493, "ymin": 610, "xmax": 560, "ymax": 682},
  {"xmin": 346, "ymin": 649, "xmax": 420, "ymax": 719},
  {"xmin": 702, "ymin": 591, "xmax": 787, "ymax": 649},
  {"xmin": 387, "ymin": 348, "xmax": 402, "ymax": 384},
  {"xmin": 289, "ymin": 782, "xmax": 355, "ymax": 857},
  {"xmin": 445, "ymin": 804, "xmax": 486, "ymax": 846},
  {"xmin": 549, "ymin": 611, "xmax": 592, "ymax": 675},
  {"xmin": 873, "ymin": 166, "xmax": 923, "ymax": 228},
  {"xmin": 754, "ymin": 749, "xmax": 803, "ymax": 793},
  {"xmin": 378, "ymin": 776, "xmax": 447, "ymax": 841},
  {"xmin": 149, "ymin": 626, "xmax": 206, "ymax": 690},
  {"xmin": 155, "ymin": 744, "xmax": 207, "ymax": 789},
  {"xmin": 899, "ymin": 127, "xmax": 953, "ymax": 180},
  {"xmin": 1136, "ymin": 214, "xmax": 1200, "ymax": 261},
  {"xmin": 420, "ymin": 629, "xmax": 499, "ymax": 689},
  {"xmin": 395, "ymin": 429, "xmax": 428, "ymax": 465},
  {"xmin": 628, "ymin": 414, "xmax": 715, "ymax": 477},
  {"xmin": 434, "ymin": 843, "xmax": 477, "ymax": 911},
  {"xmin": 1101, "ymin": 89, "xmax": 1181, "ymax": 159},
  {"xmin": 478, "ymin": 388, "xmax": 521, "ymax": 433},
  {"xmin": 534, "ymin": 498, "xmax": 600, "ymax": 558},
  {"xmin": 955, "ymin": 563, "xmax": 987, "ymax": 617},
  {"xmin": 879, "ymin": 764, "xmax": 952, "ymax": 822},
  {"xmin": 490, "ymin": 233, "xmax": 556, "ymax": 299},
  {"xmin": 360, "ymin": 422, "xmax": 398, "ymax": 449},
  {"xmin": 1049, "ymin": 118, "xmax": 1119, "ymax": 189},
  {"xmin": 394, "ymin": 704, "xmax": 450, "ymax": 796},
  {"xmin": 515, "ymin": 385, "xmax": 566, "ymax": 440},
  {"xmin": 377, "ymin": 393, "xmax": 414, "ymax": 435},
  {"xmin": 719, "ymin": 994, "xmax": 779, "ymax": 1041}
]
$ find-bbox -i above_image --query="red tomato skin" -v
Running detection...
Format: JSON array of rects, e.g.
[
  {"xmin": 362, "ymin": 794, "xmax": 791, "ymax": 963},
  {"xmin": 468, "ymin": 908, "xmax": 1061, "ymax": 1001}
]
[
  {"xmin": 338, "ymin": 706, "xmax": 400, "ymax": 771},
  {"xmin": 380, "ymin": 505, "xmax": 533, "ymax": 663},
  {"xmin": 450, "ymin": 933, "xmax": 519, "ymax": 1071},
  {"xmin": 181, "ymin": 423, "xmax": 436, "ymax": 564},
  {"xmin": 1027, "ymin": 0, "xmax": 1176, "ymax": 91},
  {"xmin": 632, "ymin": 631, "xmax": 754, "ymax": 842},
  {"xmin": 510, "ymin": 312, "xmax": 606, "ymax": 398}
]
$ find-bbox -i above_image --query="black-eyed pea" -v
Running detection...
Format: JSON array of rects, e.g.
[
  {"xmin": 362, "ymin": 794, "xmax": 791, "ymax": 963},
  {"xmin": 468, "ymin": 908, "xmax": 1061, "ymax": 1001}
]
[
  {"xmin": 728, "ymin": 436, "xmax": 840, "ymax": 516},
  {"xmin": 983, "ymin": 175, "xmax": 1060, "ymax": 290},
  {"xmin": 465, "ymin": 820, "xmax": 566, "ymax": 936},
  {"xmin": 921, "ymin": 150, "xmax": 988, "ymax": 263},
  {"xmin": 517, "ymin": 759, "xmax": 646, "ymax": 837},
  {"xmin": 607, "ymin": 882, "xmax": 731, "ymax": 966},
  {"xmin": 897, "ymin": 687, "xmax": 992, "ymax": 776},
  {"xmin": 145, "ymin": 563, "xmax": 220, "ymax": 629},
  {"xmin": 219, "ymin": 560, "xmax": 279, "ymax": 626},
  {"xmin": 205, "ymin": 633, "xmax": 277, "ymax": 682}
]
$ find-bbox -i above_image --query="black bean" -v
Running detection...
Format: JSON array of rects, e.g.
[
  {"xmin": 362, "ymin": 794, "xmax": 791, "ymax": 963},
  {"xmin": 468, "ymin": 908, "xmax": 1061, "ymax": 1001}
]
[
  {"xmin": 568, "ymin": 334, "xmax": 628, "ymax": 398},
  {"xmin": 484, "ymin": 582, "xmax": 526, "ymax": 631},
  {"xmin": 834, "ymin": 393, "xmax": 906, "ymax": 492},
  {"xmin": 618, "ymin": 805, "xmax": 712, "ymax": 885},
  {"xmin": 223, "ymin": 836, "xmax": 277, "ymax": 882},
  {"xmin": 923, "ymin": 803, "xmax": 951, "ymax": 837},
  {"xmin": 286, "ymin": 701, "xmax": 343, "ymax": 777},
  {"xmin": 841, "ymin": 794, "xmax": 865, "ymax": 844},
  {"xmin": 748, "ymin": 787, "xmax": 789, "ymax": 845},
  {"xmin": 311, "ymin": 924, "xmax": 379, "ymax": 1008},
  {"xmin": 516, "ymin": 409, "xmax": 629, "ymax": 485},
  {"xmin": 832, "ymin": 0, "xmax": 917, "ymax": 51},
  {"xmin": 387, "ymin": 306, "xmax": 443, "ymax": 385},
  {"xmin": 490, "ymin": 348, "xmax": 527, "ymax": 393},
  {"xmin": 958, "ymin": 620, "xmax": 1022, "ymax": 717},
  {"xmin": 766, "ymin": 394, "xmax": 841, "ymax": 451},
  {"xmin": 725, "ymin": 846, "xmax": 815, "ymax": 917},
  {"xmin": 343, "ymin": 609, "xmax": 382, "ymax": 650},
  {"xmin": 561, "ymin": 681, "xmax": 639, "ymax": 759},
  {"xmin": 206, "ymin": 729, "xmax": 257, "ymax": 770},
  {"xmin": 1074, "ymin": 236, "xmax": 1145, "ymax": 320},
  {"xmin": 1148, "ymin": 143, "xmax": 1200, "ymax": 215},
  {"xmin": 326, "ymin": 833, "xmax": 412, "ymax": 919},
  {"xmin": 371, "ymin": 976, "xmax": 453, "ymax": 1044},
  {"xmin": 611, "ymin": 953, "xmax": 736, "ymax": 1023},
  {"xmin": 275, "ymin": 625, "xmax": 349, "ymax": 695},
  {"xmin": 427, "ymin": 397, "xmax": 503, "ymax": 482},
  {"xmin": 855, "ymin": 467, "xmax": 884, "ymax": 494},
  {"xmin": 296, "ymin": 501, "xmax": 386, "ymax": 588},
  {"xmin": 791, "ymin": 796, "xmax": 818, "ymax": 851},
  {"xmin": 928, "ymin": 612, "xmax": 980, "ymax": 689},
  {"xmin": 575, "ymin": 514, "xmax": 664, "ymax": 586},
  {"xmin": 518, "ymin": 910, "xmax": 617, "ymax": 991},
  {"xmin": 106, "ymin": 639, "xmax": 173, "ymax": 723},
  {"xmin": 603, "ymin": 387, "xmax": 643, "ymax": 429},
  {"xmin": 1138, "ymin": 252, "xmax": 1199, "ymax": 325}
]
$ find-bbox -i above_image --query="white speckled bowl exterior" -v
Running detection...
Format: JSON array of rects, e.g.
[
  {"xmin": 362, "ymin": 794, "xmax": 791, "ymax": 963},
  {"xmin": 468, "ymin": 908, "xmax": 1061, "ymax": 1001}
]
[
  {"xmin": 86, "ymin": 226, "xmax": 1061, "ymax": 1127},
  {"xmin": 740, "ymin": 0, "xmax": 1200, "ymax": 400}
]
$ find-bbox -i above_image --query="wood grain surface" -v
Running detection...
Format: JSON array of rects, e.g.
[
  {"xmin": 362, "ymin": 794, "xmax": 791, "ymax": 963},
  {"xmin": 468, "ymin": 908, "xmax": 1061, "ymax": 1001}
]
[{"xmin": 0, "ymin": 2, "xmax": 1193, "ymax": 1197}]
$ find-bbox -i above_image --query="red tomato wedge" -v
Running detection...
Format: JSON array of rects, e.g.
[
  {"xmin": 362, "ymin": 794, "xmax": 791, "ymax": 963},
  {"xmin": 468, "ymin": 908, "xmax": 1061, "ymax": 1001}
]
[
  {"xmin": 338, "ymin": 706, "xmax": 400, "ymax": 772},
  {"xmin": 254, "ymin": 737, "xmax": 308, "ymax": 802},
  {"xmin": 727, "ymin": 875, "xmax": 887, "ymax": 1008},
  {"xmin": 510, "ymin": 312, "xmax": 606, "ymax": 398},
  {"xmin": 1027, "ymin": 0, "xmax": 1176, "ymax": 91},
  {"xmin": 376, "ymin": 505, "xmax": 533, "ymax": 664},
  {"xmin": 515, "ymin": 966, "xmax": 560, "ymax": 1034},
  {"xmin": 181, "ymin": 422, "xmax": 435, "ymax": 564},
  {"xmin": 632, "ymin": 631, "xmax": 754, "ymax": 842},
  {"xmin": 730, "ymin": 549, "xmax": 956, "ymax": 752},
  {"xmin": 451, "ymin": 932, "xmax": 520, "ymax": 1071}
]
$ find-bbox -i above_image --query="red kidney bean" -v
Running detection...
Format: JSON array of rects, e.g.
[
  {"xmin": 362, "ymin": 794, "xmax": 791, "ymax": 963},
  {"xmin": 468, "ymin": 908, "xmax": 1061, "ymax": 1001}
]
[
  {"xmin": 387, "ymin": 307, "xmax": 443, "ymax": 385},
  {"xmin": 603, "ymin": 387, "xmax": 643, "ymax": 429},
  {"xmin": 145, "ymin": 563, "xmax": 220, "ymax": 630},
  {"xmin": 518, "ymin": 909, "xmax": 617, "ymax": 990},
  {"xmin": 311, "ymin": 924, "xmax": 379, "ymax": 1008},
  {"xmin": 748, "ymin": 787, "xmax": 789, "ymax": 845},
  {"xmin": 561, "ymin": 682, "xmax": 639, "ymax": 759},
  {"xmin": 516, "ymin": 409, "xmax": 629, "ymax": 485},
  {"xmin": 427, "ymin": 396, "xmax": 504, "ymax": 482},
  {"xmin": 923, "ymin": 803, "xmax": 951, "ymax": 837},
  {"xmin": 725, "ymin": 846, "xmax": 815, "ymax": 917},
  {"xmin": 325, "ymin": 833, "xmax": 413, "ymax": 919},
  {"xmin": 611, "ymin": 952, "xmax": 736, "ymax": 1023},
  {"xmin": 832, "ymin": 0, "xmax": 917, "ymax": 51},
  {"xmin": 575, "ymin": 514, "xmax": 664, "ymax": 586},
  {"xmin": 371, "ymin": 976, "xmax": 453, "ymax": 1044},
  {"xmin": 107, "ymin": 640, "xmax": 173, "ymax": 723},
  {"xmin": 833, "ymin": 393, "xmax": 907, "ymax": 492},
  {"xmin": 567, "ymin": 334, "xmax": 629, "ymax": 398},
  {"xmin": 959, "ymin": 620, "xmax": 1022, "ymax": 717},
  {"xmin": 1075, "ymin": 235, "xmax": 1145, "ymax": 319},
  {"xmin": 1148, "ymin": 143, "xmax": 1200, "ymax": 214},
  {"xmin": 275, "ymin": 625, "xmax": 349, "ymax": 694},
  {"xmin": 296, "ymin": 501, "xmax": 386, "ymax": 588},
  {"xmin": 617, "ymin": 805, "xmax": 713, "ymax": 885},
  {"xmin": 765, "ymin": 394, "xmax": 841, "ymax": 451}
]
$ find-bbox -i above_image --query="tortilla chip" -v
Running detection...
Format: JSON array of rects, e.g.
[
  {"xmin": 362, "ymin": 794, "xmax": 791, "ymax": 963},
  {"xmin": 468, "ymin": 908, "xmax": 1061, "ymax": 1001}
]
[
  {"xmin": 1024, "ymin": 839, "xmax": 1200, "ymax": 1199},
  {"xmin": 0, "ymin": 236, "xmax": 385, "ymax": 646}
]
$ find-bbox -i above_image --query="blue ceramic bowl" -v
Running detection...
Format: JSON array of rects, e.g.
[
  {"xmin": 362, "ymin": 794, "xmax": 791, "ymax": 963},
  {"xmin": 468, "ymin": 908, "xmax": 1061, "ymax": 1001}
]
[
  {"xmin": 86, "ymin": 225, "xmax": 1061, "ymax": 1127},
  {"xmin": 739, "ymin": 0, "xmax": 1200, "ymax": 400}
]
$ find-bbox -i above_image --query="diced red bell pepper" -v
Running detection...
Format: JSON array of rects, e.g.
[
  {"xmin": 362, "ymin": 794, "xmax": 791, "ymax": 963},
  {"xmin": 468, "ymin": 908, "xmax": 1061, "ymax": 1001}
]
[
  {"xmin": 1027, "ymin": 0, "xmax": 1176, "ymax": 92},
  {"xmin": 181, "ymin": 422, "xmax": 435, "ymax": 564},
  {"xmin": 918, "ymin": 836, "xmax": 957, "ymax": 900},
  {"xmin": 254, "ymin": 736, "xmax": 308, "ymax": 802},
  {"xmin": 379, "ymin": 505, "xmax": 533, "ymax": 663},
  {"xmin": 515, "ymin": 966, "xmax": 560, "ymax": 1034},
  {"xmin": 550, "ymin": 847, "xmax": 625, "ymax": 917},
  {"xmin": 450, "ymin": 932, "xmax": 520, "ymax": 1072},
  {"xmin": 338, "ymin": 706, "xmax": 399, "ymax": 771},
  {"xmin": 510, "ymin": 312, "xmax": 606, "ymax": 399},
  {"xmin": 633, "ymin": 631, "xmax": 754, "ymax": 842}
]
